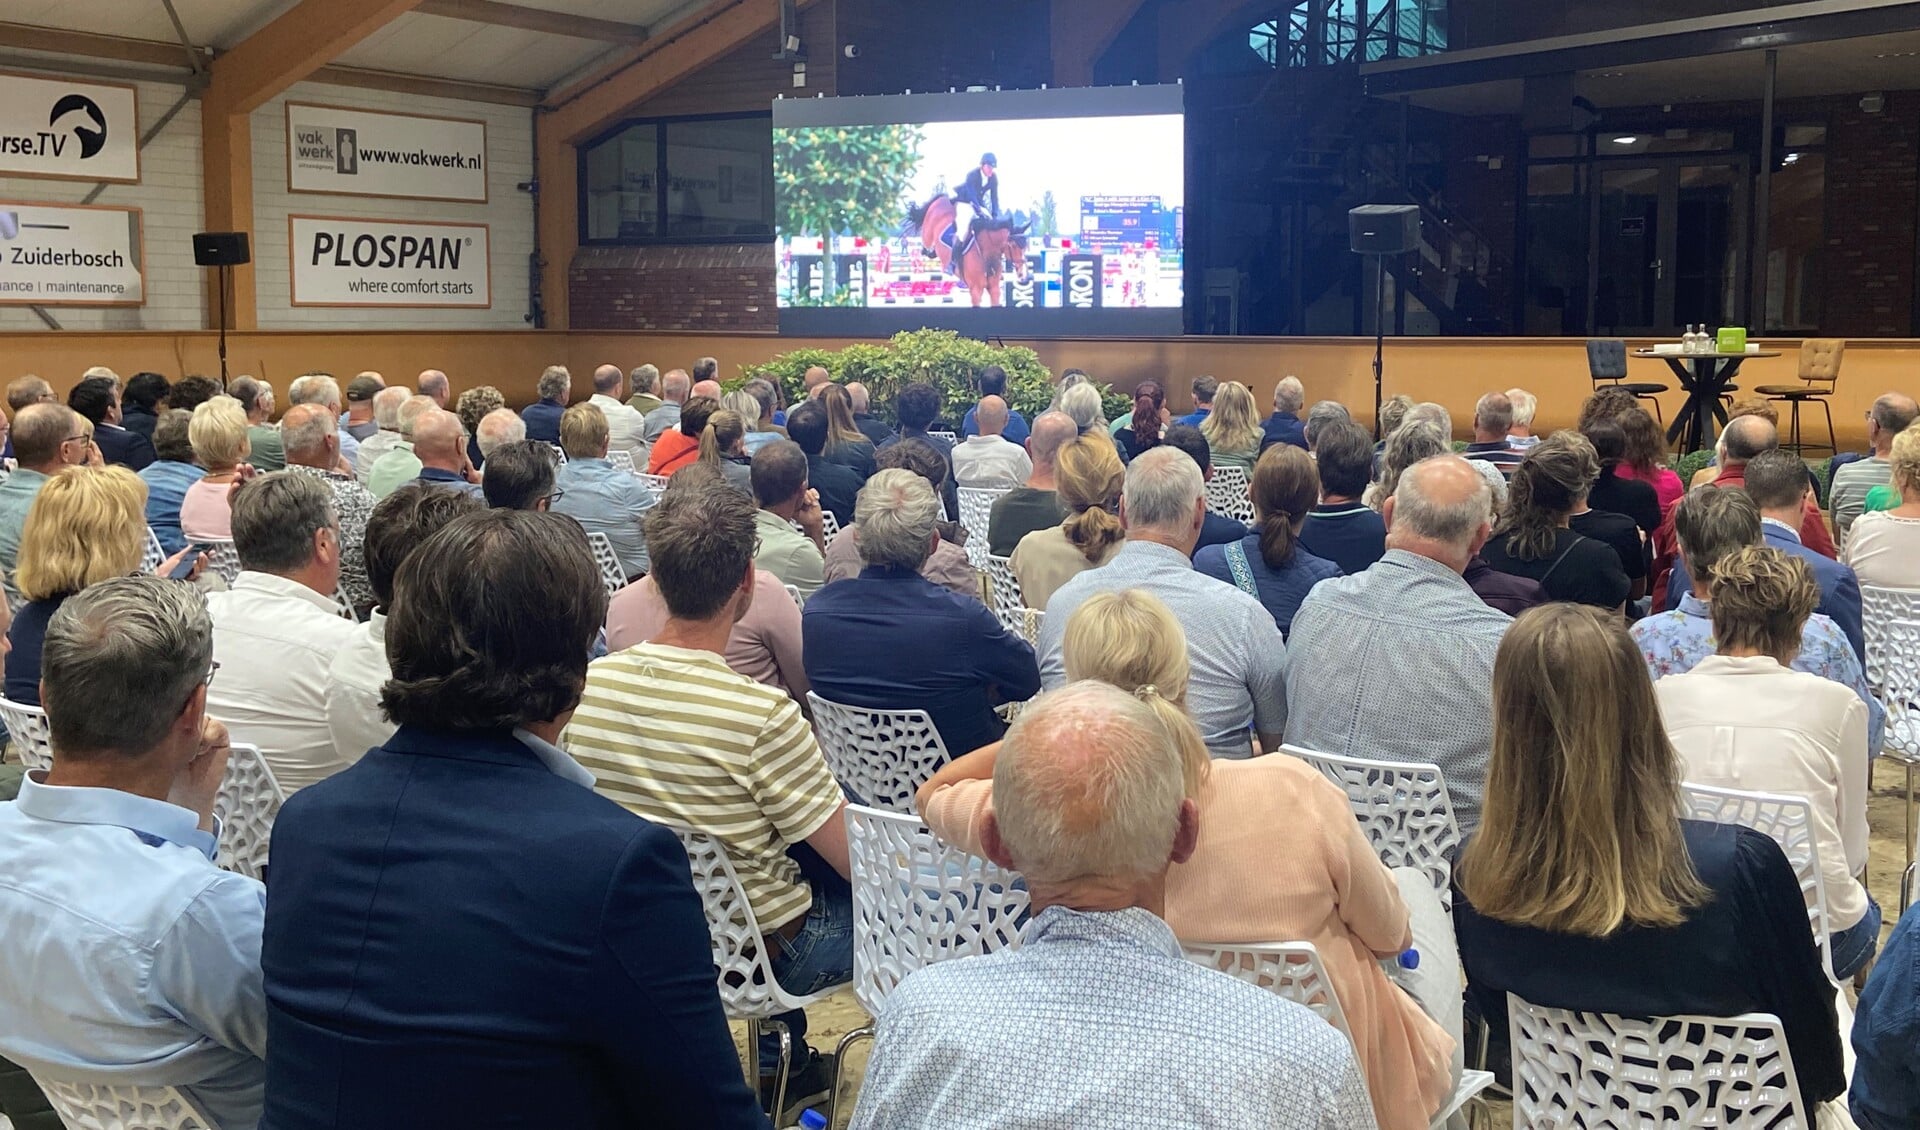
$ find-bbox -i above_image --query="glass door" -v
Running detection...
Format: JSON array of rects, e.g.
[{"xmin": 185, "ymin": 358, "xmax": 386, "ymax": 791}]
[
  {"xmin": 1593, "ymin": 165, "xmax": 1664, "ymax": 335},
  {"xmin": 1588, "ymin": 158, "xmax": 1749, "ymax": 336}
]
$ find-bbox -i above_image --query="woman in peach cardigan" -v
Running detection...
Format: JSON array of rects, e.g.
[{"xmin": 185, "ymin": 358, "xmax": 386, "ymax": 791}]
[{"xmin": 915, "ymin": 589, "xmax": 1457, "ymax": 1130}]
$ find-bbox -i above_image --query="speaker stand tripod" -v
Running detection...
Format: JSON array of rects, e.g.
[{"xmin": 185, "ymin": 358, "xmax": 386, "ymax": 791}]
[{"xmin": 214, "ymin": 262, "xmax": 231, "ymax": 384}]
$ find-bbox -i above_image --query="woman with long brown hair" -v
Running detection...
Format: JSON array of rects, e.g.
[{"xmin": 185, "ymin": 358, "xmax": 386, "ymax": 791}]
[
  {"xmin": 817, "ymin": 383, "xmax": 878, "ymax": 481},
  {"xmin": 1008, "ymin": 436, "xmax": 1125, "ymax": 607},
  {"xmin": 1480, "ymin": 431, "xmax": 1630, "ymax": 610},
  {"xmin": 1454, "ymin": 603, "xmax": 1844, "ymax": 1121},
  {"xmin": 1194, "ymin": 444, "xmax": 1340, "ymax": 636},
  {"xmin": 1116, "ymin": 379, "xmax": 1166, "ymax": 462},
  {"xmin": 1577, "ymin": 387, "xmax": 1682, "ymax": 512}
]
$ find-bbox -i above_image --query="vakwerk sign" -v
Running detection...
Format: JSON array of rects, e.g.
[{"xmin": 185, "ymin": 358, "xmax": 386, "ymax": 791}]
[
  {"xmin": 287, "ymin": 103, "xmax": 488, "ymax": 203},
  {"xmin": 0, "ymin": 202, "xmax": 144, "ymax": 306},
  {"xmin": 290, "ymin": 216, "xmax": 490, "ymax": 308},
  {"xmin": 0, "ymin": 71, "xmax": 140, "ymax": 182}
]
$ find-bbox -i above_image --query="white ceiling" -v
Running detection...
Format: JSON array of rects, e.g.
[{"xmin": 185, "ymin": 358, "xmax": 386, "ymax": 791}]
[{"xmin": 0, "ymin": 0, "xmax": 708, "ymax": 91}]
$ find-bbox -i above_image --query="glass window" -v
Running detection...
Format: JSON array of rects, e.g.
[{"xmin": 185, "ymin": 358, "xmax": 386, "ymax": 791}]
[{"xmin": 581, "ymin": 116, "xmax": 772, "ymax": 244}]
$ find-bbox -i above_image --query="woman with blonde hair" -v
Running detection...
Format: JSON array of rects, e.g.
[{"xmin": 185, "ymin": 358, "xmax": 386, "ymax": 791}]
[
  {"xmin": 1195, "ymin": 444, "xmax": 1341, "ymax": 635},
  {"xmin": 1363, "ymin": 418, "xmax": 1448, "ymax": 511},
  {"xmin": 695, "ymin": 408, "xmax": 752, "ymax": 494},
  {"xmin": 6, "ymin": 466, "xmax": 203, "ymax": 704},
  {"xmin": 179, "ymin": 395, "xmax": 252, "ymax": 540},
  {"xmin": 1455, "ymin": 603, "xmax": 1845, "ymax": 1122},
  {"xmin": 1654, "ymin": 545, "xmax": 1877, "ymax": 982},
  {"xmin": 1199, "ymin": 380, "xmax": 1262, "ymax": 473},
  {"xmin": 917, "ymin": 588, "xmax": 1459, "ymax": 1130},
  {"xmin": 1845, "ymin": 420, "xmax": 1920, "ymax": 587},
  {"xmin": 818, "ymin": 382, "xmax": 878, "ymax": 480},
  {"xmin": 1009, "ymin": 436, "xmax": 1125, "ymax": 608}
]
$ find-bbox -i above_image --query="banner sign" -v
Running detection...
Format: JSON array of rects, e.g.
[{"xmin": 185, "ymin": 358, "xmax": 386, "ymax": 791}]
[
  {"xmin": 286, "ymin": 103, "xmax": 488, "ymax": 203},
  {"xmin": 0, "ymin": 202, "xmax": 143, "ymax": 306},
  {"xmin": 289, "ymin": 216, "xmax": 489, "ymax": 308},
  {"xmin": 0, "ymin": 71, "xmax": 140, "ymax": 182}
]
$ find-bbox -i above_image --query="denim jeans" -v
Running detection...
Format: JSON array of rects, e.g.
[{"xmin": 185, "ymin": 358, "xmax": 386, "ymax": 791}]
[
  {"xmin": 761, "ymin": 879, "xmax": 853, "ymax": 1075},
  {"xmin": 1833, "ymin": 894, "xmax": 1884, "ymax": 982}
]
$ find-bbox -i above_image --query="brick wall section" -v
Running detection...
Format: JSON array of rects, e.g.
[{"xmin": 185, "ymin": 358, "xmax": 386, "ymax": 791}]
[
  {"xmin": 570, "ymin": 245, "xmax": 776, "ymax": 331},
  {"xmin": 1821, "ymin": 93, "xmax": 1920, "ymax": 338}
]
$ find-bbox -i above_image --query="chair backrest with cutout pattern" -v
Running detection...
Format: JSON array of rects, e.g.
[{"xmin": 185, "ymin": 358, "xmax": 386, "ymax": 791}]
[
  {"xmin": 807, "ymin": 693, "xmax": 950, "ymax": 813},
  {"xmin": 1283, "ymin": 744, "xmax": 1459, "ymax": 899}
]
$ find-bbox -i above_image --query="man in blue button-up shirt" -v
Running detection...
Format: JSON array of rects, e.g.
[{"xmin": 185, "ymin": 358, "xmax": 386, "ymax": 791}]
[
  {"xmin": 553, "ymin": 403, "xmax": 656, "ymax": 579},
  {"xmin": 0, "ymin": 403, "xmax": 93, "ymax": 599},
  {"xmin": 0, "ymin": 576, "xmax": 267, "ymax": 1129}
]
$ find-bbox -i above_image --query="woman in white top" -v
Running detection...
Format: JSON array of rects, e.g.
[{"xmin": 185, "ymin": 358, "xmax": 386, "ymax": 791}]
[
  {"xmin": 1844, "ymin": 420, "xmax": 1920, "ymax": 589},
  {"xmin": 1652, "ymin": 544, "xmax": 1878, "ymax": 980}
]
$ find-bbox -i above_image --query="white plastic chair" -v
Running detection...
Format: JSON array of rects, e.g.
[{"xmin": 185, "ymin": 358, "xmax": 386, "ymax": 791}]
[
  {"xmin": 583, "ymin": 531, "xmax": 627, "ymax": 596},
  {"xmin": 638, "ymin": 472, "xmax": 670, "ymax": 494},
  {"xmin": 1283, "ymin": 744, "xmax": 1460, "ymax": 901},
  {"xmin": 791, "ymin": 510, "xmax": 842, "ymax": 548},
  {"xmin": 33, "ymin": 1076, "xmax": 216, "ymax": 1130},
  {"xmin": 329, "ymin": 586, "xmax": 358, "ymax": 621},
  {"xmin": 806, "ymin": 692, "xmax": 951, "ymax": 813},
  {"xmin": 669, "ymin": 826, "xmax": 837, "ymax": 1119},
  {"xmin": 1188, "ymin": 941, "xmax": 1495, "ymax": 1129},
  {"xmin": 213, "ymin": 742, "xmax": 285, "ymax": 881},
  {"xmin": 605, "ymin": 449, "xmax": 635, "ymax": 473},
  {"xmin": 983, "ymin": 555, "xmax": 1027, "ymax": 635},
  {"xmin": 0, "ymin": 694, "xmax": 52, "ymax": 772},
  {"xmin": 784, "ymin": 583, "xmax": 804, "ymax": 608},
  {"xmin": 547, "ymin": 442, "xmax": 569, "ymax": 465},
  {"xmin": 956, "ymin": 486, "xmax": 1009, "ymax": 570},
  {"xmin": 1865, "ymin": 610, "xmax": 1920, "ymax": 908},
  {"xmin": 141, "ymin": 527, "xmax": 165, "ymax": 573},
  {"xmin": 926, "ymin": 430, "xmax": 957, "ymax": 446},
  {"xmin": 1206, "ymin": 465, "xmax": 1257, "ymax": 524},
  {"xmin": 828, "ymin": 804, "xmax": 1029, "ymax": 1124},
  {"xmin": 201, "ymin": 539, "xmax": 241, "ymax": 585},
  {"xmin": 1507, "ymin": 995, "xmax": 1808, "ymax": 1129},
  {"xmin": 1680, "ymin": 782, "xmax": 1835, "ymax": 981}
]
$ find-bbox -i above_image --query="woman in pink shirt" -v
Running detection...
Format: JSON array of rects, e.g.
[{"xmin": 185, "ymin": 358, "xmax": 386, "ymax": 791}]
[
  {"xmin": 178, "ymin": 396, "xmax": 251, "ymax": 541},
  {"xmin": 916, "ymin": 589, "xmax": 1457, "ymax": 1130}
]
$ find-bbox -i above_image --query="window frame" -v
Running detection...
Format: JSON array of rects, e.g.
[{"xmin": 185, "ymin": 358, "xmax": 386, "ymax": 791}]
[{"xmin": 576, "ymin": 111, "xmax": 775, "ymax": 247}]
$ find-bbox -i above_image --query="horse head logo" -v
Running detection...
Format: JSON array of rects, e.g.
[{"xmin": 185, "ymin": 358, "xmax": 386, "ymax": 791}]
[{"xmin": 49, "ymin": 94, "xmax": 107, "ymax": 160}]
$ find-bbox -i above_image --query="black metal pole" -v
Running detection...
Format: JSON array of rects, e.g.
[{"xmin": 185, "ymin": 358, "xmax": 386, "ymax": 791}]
[
  {"xmin": 1372, "ymin": 253, "xmax": 1387, "ymax": 439},
  {"xmin": 217, "ymin": 263, "xmax": 230, "ymax": 385}
]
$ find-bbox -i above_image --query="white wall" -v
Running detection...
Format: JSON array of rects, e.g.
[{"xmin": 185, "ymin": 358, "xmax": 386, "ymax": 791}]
[
  {"xmin": 0, "ymin": 69, "xmax": 206, "ymax": 333},
  {"xmin": 250, "ymin": 82, "xmax": 534, "ymax": 330}
]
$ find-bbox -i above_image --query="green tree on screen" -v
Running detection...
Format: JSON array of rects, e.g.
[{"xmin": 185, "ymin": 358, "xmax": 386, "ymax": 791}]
[
  {"xmin": 1035, "ymin": 190, "xmax": 1060, "ymax": 240},
  {"xmin": 774, "ymin": 124, "xmax": 924, "ymax": 300}
]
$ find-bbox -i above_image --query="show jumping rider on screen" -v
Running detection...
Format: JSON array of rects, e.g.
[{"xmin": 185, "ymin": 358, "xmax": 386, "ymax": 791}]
[{"xmin": 949, "ymin": 152, "xmax": 1001, "ymax": 273}]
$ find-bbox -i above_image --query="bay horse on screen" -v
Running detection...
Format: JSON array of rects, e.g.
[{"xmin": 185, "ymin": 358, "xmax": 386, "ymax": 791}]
[{"xmin": 904, "ymin": 195, "xmax": 1032, "ymax": 307}]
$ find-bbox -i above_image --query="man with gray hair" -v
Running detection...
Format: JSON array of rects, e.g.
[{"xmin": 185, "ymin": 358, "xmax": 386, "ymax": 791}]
[
  {"xmin": 1286, "ymin": 455, "xmax": 1511, "ymax": 829},
  {"xmin": 206, "ymin": 472, "xmax": 359, "ymax": 794},
  {"xmin": 1464, "ymin": 391, "xmax": 1523, "ymax": 473},
  {"xmin": 283, "ymin": 402, "xmax": 377, "ymax": 614},
  {"xmin": 847, "ymin": 380, "xmax": 895, "ymax": 447},
  {"xmin": 343, "ymin": 374, "xmax": 384, "ymax": 442},
  {"xmin": 987, "ymin": 409, "xmax": 1078, "ymax": 555},
  {"xmin": 288, "ymin": 372, "xmax": 359, "ymax": 469},
  {"xmin": 804, "ymin": 468, "xmax": 1039, "ymax": 759},
  {"xmin": 1261, "ymin": 375, "xmax": 1308, "ymax": 451},
  {"xmin": 1303, "ymin": 398, "xmax": 1352, "ymax": 453},
  {"xmin": 1504, "ymin": 387, "xmax": 1539, "ymax": 449},
  {"xmin": 366, "ymin": 395, "xmax": 438, "ymax": 500},
  {"xmin": 642, "ymin": 368, "xmax": 690, "ymax": 443},
  {"xmin": 0, "ymin": 576, "xmax": 268, "ymax": 1129},
  {"xmin": 586, "ymin": 363, "xmax": 648, "ymax": 460},
  {"xmin": 1037, "ymin": 446, "xmax": 1287, "ymax": 758},
  {"xmin": 416, "ymin": 369, "xmax": 449, "ymax": 408},
  {"xmin": 521, "ymin": 365, "xmax": 570, "ymax": 445},
  {"xmin": 625, "ymin": 363, "xmax": 662, "ymax": 416},
  {"xmin": 851, "ymin": 681, "xmax": 1373, "ymax": 1130},
  {"xmin": 354, "ymin": 385, "xmax": 414, "ymax": 482},
  {"xmin": 1831, "ymin": 390, "xmax": 1919, "ymax": 542},
  {"xmin": 474, "ymin": 407, "xmax": 526, "ymax": 465}
]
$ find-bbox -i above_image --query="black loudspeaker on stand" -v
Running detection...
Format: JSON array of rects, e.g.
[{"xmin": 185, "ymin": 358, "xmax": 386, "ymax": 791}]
[
  {"xmin": 193, "ymin": 232, "xmax": 251, "ymax": 384},
  {"xmin": 1348, "ymin": 205, "xmax": 1419, "ymax": 440}
]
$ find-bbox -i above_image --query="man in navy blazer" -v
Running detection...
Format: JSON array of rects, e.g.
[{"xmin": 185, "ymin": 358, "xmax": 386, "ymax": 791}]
[
  {"xmin": 260, "ymin": 509, "xmax": 767, "ymax": 1130},
  {"xmin": 69, "ymin": 375, "xmax": 155, "ymax": 471},
  {"xmin": 1665, "ymin": 450, "xmax": 1863, "ymax": 662}
]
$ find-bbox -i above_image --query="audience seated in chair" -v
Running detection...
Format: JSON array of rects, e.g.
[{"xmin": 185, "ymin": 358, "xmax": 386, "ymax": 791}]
[
  {"xmin": 1462, "ymin": 392, "xmax": 1524, "ymax": 474},
  {"xmin": 180, "ymin": 397, "xmax": 251, "ymax": 541},
  {"xmin": 1831, "ymin": 393, "xmax": 1917, "ymax": 546},
  {"xmin": 642, "ymin": 368, "xmax": 690, "ymax": 444},
  {"xmin": 1580, "ymin": 418, "xmax": 1664, "ymax": 542},
  {"xmin": 648, "ymin": 396, "xmax": 719, "ymax": 477},
  {"xmin": 818, "ymin": 384, "xmax": 878, "ymax": 483},
  {"xmin": 1259, "ymin": 375, "xmax": 1308, "ymax": 453},
  {"xmin": 138, "ymin": 408, "xmax": 205, "ymax": 556},
  {"xmin": 479, "ymin": 441, "xmax": 559, "ymax": 512},
  {"xmin": 70, "ymin": 374, "xmax": 155, "ymax": 472},
  {"xmin": 919, "ymin": 591, "xmax": 1457, "ymax": 1130},
  {"xmin": 281, "ymin": 404, "xmax": 378, "ymax": 615},
  {"xmin": 565, "ymin": 472, "xmax": 850, "ymax": 1120},
  {"xmin": 265, "ymin": 508, "xmax": 765, "ymax": 1129},
  {"xmin": 952, "ymin": 395, "xmax": 1031, "ymax": 489},
  {"xmin": 407, "ymin": 410, "xmax": 484, "ymax": 501},
  {"xmin": 1852, "ymin": 899, "xmax": 1920, "ymax": 1129},
  {"xmin": 343, "ymin": 374, "xmax": 384, "ymax": 443},
  {"xmin": 205, "ymin": 472, "xmax": 358, "ymax": 795},
  {"xmin": 1481, "ymin": 432, "xmax": 1632, "ymax": 611},
  {"xmin": 121, "ymin": 370, "xmax": 169, "ymax": 443},
  {"xmin": 353, "ymin": 386, "xmax": 414, "ymax": 483},
  {"xmin": 1287, "ymin": 455, "xmax": 1511, "ymax": 829},
  {"xmin": 1010, "ymin": 435, "xmax": 1126, "ymax": 610},
  {"xmin": 471, "ymin": 407, "xmax": 524, "ymax": 473},
  {"xmin": 852, "ymin": 680, "xmax": 1375, "ymax": 1130},
  {"xmin": 784, "ymin": 401, "xmax": 863, "ymax": 529},
  {"xmin": 1160, "ymin": 424, "xmax": 1250, "ymax": 554},
  {"xmin": 1172, "ymin": 374, "xmax": 1217, "ymax": 429},
  {"xmin": 987, "ymin": 410, "xmax": 1077, "ymax": 555},
  {"xmin": 0, "ymin": 577, "xmax": 264, "ymax": 1128},
  {"xmin": 960, "ymin": 365, "xmax": 1026, "ymax": 445},
  {"xmin": 453, "ymin": 385, "xmax": 504, "ymax": 471},
  {"xmin": 325, "ymin": 484, "xmax": 484, "ymax": 768},
  {"xmin": 1453, "ymin": 602, "xmax": 1845, "ymax": 1120},
  {"xmin": 1504, "ymin": 387, "xmax": 1539, "ymax": 451},
  {"xmin": 0, "ymin": 405, "xmax": 100, "ymax": 601},
  {"xmin": 1115, "ymin": 379, "xmax": 1167, "ymax": 463},
  {"xmin": 743, "ymin": 378, "xmax": 795, "ymax": 454},
  {"xmin": 1037, "ymin": 445, "xmax": 1284, "ymax": 759},
  {"xmin": 585, "ymin": 363, "xmax": 649, "ymax": 461},
  {"xmin": 364, "ymin": 395, "xmax": 437, "ymax": 500},
  {"xmin": 806, "ymin": 468, "xmax": 1039, "ymax": 760},
  {"xmin": 230, "ymin": 376, "xmax": 284, "ymax": 474},
  {"xmin": 822, "ymin": 439, "xmax": 979, "ymax": 600},
  {"xmin": 520, "ymin": 365, "xmax": 570, "ymax": 446},
  {"xmin": 286, "ymin": 374, "xmax": 359, "ymax": 472},
  {"xmin": 1303, "ymin": 400, "xmax": 1353, "ymax": 454},
  {"xmin": 1200, "ymin": 381, "xmax": 1263, "ymax": 475},
  {"xmin": 750, "ymin": 440, "xmax": 828, "ymax": 602},
  {"xmin": 552, "ymin": 403, "xmax": 654, "ymax": 579},
  {"xmin": 1297, "ymin": 419, "xmax": 1387, "ymax": 577},
  {"xmin": 1654, "ymin": 544, "xmax": 1878, "ymax": 982},
  {"xmin": 1195, "ymin": 444, "xmax": 1342, "ymax": 637},
  {"xmin": 1845, "ymin": 419, "xmax": 1920, "ymax": 589}
]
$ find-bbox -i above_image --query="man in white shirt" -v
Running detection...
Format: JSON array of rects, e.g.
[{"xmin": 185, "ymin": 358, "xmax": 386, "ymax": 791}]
[
  {"xmin": 587, "ymin": 363, "xmax": 649, "ymax": 461},
  {"xmin": 206, "ymin": 471, "xmax": 361, "ymax": 794},
  {"xmin": 327, "ymin": 483, "xmax": 484, "ymax": 766},
  {"xmin": 952, "ymin": 396, "xmax": 1032, "ymax": 489},
  {"xmin": 353, "ymin": 386, "xmax": 413, "ymax": 483}
]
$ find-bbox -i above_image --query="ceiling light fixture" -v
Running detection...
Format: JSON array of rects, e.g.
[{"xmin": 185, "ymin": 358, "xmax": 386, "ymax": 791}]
[{"xmin": 1612, "ymin": 135, "xmax": 1640, "ymax": 145}]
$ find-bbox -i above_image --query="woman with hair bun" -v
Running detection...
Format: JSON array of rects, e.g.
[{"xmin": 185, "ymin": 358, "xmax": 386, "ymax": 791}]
[
  {"xmin": 1009, "ymin": 436, "xmax": 1125, "ymax": 608},
  {"xmin": 1194, "ymin": 443, "xmax": 1341, "ymax": 636}
]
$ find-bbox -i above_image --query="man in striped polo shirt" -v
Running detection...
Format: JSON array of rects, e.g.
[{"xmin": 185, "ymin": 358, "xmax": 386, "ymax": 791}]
[{"xmin": 565, "ymin": 466, "xmax": 851, "ymax": 1122}]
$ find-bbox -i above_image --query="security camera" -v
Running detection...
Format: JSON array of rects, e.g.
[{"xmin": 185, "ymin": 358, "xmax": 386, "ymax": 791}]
[
  {"xmin": 516, "ymin": 180, "xmax": 537, "ymax": 193},
  {"xmin": 843, "ymin": 43, "xmax": 859, "ymax": 59}
]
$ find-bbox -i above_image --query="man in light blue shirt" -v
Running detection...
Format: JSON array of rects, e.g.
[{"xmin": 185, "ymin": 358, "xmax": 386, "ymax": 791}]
[
  {"xmin": 850, "ymin": 682, "xmax": 1375, "ymax": 1130},
  {"xmin": 0, "ymin": 576, "xmax": 267, "ymax": 1129},
  {"xmin": 553, "ymin": 402, "xmax": 655, "ymax": 579},
  {"xmin": 0, "ymin": 403, "xmax": 92, "ymax": 595},
  {"xmin": 138, "ymin": 408, "xmax": 206, "ymax": 555}
]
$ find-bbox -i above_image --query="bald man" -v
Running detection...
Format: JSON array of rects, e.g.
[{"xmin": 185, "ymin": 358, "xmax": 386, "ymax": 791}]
[
  {"xmin": 417, "ymin": 370, "xmax": 449, "ymax": 408},
  {"xmin": 691, "ymin": 379, "xmax": 723, "ymax": 402},
  {"xmin": 952, "ymin": 396, "xmax": 1031, "ymax": 490},
  {"xmin": 803, "ymin": 366, "xmax": 831, "ymax": 393},
  {"xmin": 987, "ymin": 410, "xmax": 1080, "ymax": 556},
  {"xmin": 410, "ymin": 410, "xmax": 483, "ymax": 499},
  {"xmin": 587, "ymin": 363, "xmax": 649, "ymax": 460},
  {"xmin": 642, "ymin": 369, "xmax": 689, "ymax": 444},
  {"xmin": 1287, "ymin": 455, "xmax": 1512, "ymax": 830},
  {"xmin": 366, "ymin": 395, "xmax": 439, "ymax": 500},
  {"xmin": 355, "ymin": 386, "xmax": 415, "ymax": 483},
  {"xmin": 845, "ymin": 381, "xmax": 894, "ymax": 447}
]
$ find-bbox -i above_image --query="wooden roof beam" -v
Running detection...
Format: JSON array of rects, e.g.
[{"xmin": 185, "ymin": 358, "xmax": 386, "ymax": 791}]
[{"xmin": 417, "ymin": 0, "xmax": 648, "ymax": 44}]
